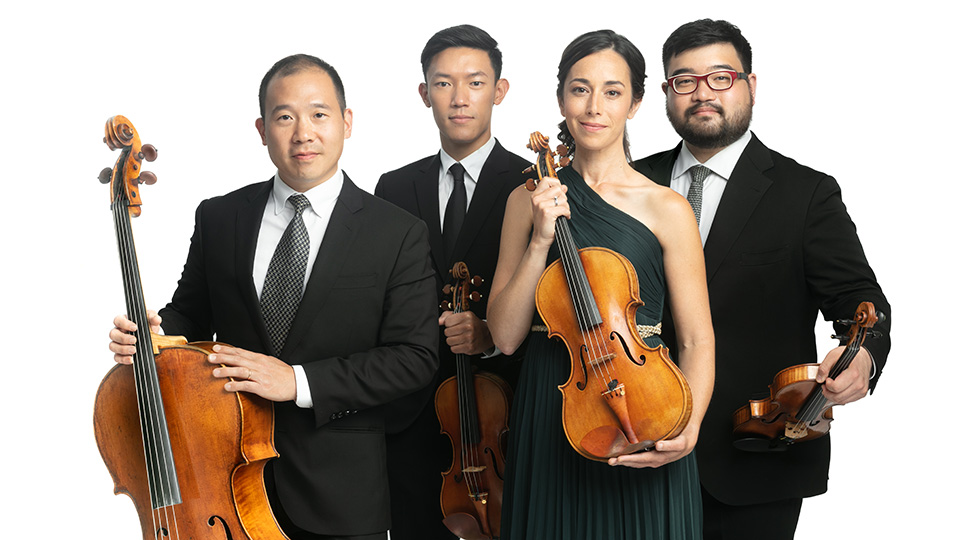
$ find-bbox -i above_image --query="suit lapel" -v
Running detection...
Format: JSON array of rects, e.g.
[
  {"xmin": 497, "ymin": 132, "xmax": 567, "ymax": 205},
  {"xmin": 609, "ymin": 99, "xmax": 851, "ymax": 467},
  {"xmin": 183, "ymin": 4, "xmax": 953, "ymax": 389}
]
[
  {"xmin": 702, "ymin": 135, "xmax": 774, "ymax": 283},
  {"xmin": 236, "ymin": 180, "xmax": 273, "ymax": 353},
  {"xmin": 414, "ymin": 155, "xmax": 445, "ymax": 275},
  {"xmin": 449, "ymin": 140, "xmax": 515, "ymax": 265},
  {"xmin": 281, "ymin": 174, "xmax": 364, "ymax": 356}
]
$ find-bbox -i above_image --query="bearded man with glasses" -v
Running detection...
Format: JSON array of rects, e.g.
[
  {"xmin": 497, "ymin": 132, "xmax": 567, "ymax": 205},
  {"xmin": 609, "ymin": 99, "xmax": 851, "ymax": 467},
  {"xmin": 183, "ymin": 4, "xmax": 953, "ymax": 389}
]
[{"xmin": 633, "ymin": 19, "xmax": 891, "ymax": 540}]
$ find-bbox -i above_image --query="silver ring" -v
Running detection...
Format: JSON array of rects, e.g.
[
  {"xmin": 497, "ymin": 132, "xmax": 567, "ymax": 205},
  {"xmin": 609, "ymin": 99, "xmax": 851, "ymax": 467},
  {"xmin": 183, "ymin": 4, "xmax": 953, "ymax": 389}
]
[{"xmin": 553, "ymin": 196, "xmax": 559, "ymax": 206}]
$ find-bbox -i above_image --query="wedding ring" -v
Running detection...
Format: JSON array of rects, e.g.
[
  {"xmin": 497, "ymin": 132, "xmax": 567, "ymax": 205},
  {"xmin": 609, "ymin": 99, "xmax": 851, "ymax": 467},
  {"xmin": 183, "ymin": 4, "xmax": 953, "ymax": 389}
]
[{"xmin": 553, "ymin": 196, "xmax": 559, "ymax": 206}]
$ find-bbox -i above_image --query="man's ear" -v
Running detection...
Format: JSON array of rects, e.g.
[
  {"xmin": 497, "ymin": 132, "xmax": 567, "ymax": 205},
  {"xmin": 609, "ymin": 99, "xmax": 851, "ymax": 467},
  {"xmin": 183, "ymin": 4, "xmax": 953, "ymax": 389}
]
[
  {"xmin": 419, "ymin": 82, "xmax": 431, "ymax": 108},
  {"xmin": 494, "ymin": 78, "xmax": 510, "ymax": 105},
  {"xmin": 255, "ymin": 117, "xmax": 267, "ymax": 145}
]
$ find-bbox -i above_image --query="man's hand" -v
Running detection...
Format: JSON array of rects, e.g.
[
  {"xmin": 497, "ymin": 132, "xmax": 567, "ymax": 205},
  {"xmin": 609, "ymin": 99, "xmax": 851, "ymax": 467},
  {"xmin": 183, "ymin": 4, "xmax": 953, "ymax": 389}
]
[
  {"xmin": 108, "ymin": 311, "xmax": 162, "ymax": 365},
  {"xmin": 208, "ymin": 344, "xmax": 297, "ymax": 402},
  {"xmin": 817, "ymin": 345, "xmax": 872, "ymax": 405},
  {"xmin": 439, "ymin": 311, "xmax": 494, "ymax": 355}
]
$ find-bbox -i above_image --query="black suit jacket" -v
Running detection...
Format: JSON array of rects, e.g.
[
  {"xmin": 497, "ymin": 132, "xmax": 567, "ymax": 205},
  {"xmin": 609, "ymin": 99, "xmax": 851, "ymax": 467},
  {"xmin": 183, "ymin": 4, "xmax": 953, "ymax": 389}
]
[
  {"xmin": 633, "ymin": 134, "xmax": 891, "ymax": 505},
  {"xmin": 158, "ymin": 174, "xmax": 439, "ymax": 536},
  {"xmin": 375, "ymin": 140, "xmax": 530, "ymax": 417}
]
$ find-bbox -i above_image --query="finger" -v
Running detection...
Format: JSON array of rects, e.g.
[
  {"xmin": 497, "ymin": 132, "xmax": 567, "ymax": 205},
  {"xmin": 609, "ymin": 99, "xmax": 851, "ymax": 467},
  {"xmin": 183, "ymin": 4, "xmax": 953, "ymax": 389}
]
[
  {"xmin": 113, "ymin": 314, "xmax": 138, "ymax": 333},
  {"xmin": 213, "ymin": 365, "xmax": 256, "ymax": 381}
]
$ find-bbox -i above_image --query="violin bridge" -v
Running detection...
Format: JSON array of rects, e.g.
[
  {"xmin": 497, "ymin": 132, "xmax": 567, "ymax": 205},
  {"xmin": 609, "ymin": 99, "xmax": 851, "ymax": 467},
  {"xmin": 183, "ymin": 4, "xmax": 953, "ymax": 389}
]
[
  {"xmin": 588, "ymin": 353, "xmax": 617, "ymax": 367},
  {"xmin": 784, "ymin": 420, "xmax": 808, "ymax": 440},
  {"xmin": 462, "ymin": 465, "xmax": 486, "ymax": 474}
]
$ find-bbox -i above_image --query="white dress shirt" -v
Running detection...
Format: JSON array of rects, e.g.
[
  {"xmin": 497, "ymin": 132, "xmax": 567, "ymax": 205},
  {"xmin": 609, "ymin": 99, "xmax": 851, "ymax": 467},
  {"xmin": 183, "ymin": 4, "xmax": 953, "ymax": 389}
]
[
  {"xmin": 670, "ymin": 132, "xmax": 752, "ymax": 246},
  {"xmin": 437, "ymin": 136, "xmax": 496, "ymax": 230},
  {"xmin": 253, "ymin": 170, "xmax": 343, "ymax": 409}
]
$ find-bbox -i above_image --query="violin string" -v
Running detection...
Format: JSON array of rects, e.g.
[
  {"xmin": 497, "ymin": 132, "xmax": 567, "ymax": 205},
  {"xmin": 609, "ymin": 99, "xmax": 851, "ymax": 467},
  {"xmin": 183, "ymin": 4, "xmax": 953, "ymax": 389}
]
[
  {"xmin": 453, "ymin": 286, "xmax": 481, "ymax": 498},
  {"xmin": 554, "ymin": 218, "xmax": 607, "ymax": 387},
  {"xmin": 796, "ymin": 332, "xmax": 863, "ymax": 428},
  {"xmin": 557, "ymin": 218, "xmax": 615, "ymax": 386}
]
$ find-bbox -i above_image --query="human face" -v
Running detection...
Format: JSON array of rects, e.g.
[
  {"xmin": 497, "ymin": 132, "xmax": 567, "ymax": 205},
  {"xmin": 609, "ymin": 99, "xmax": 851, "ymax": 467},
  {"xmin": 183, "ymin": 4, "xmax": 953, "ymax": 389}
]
[
  {"xmin": 255, "ymin": 67, "xmax": 353, "ymax": 192},
  {"xmin": 663, "ymin": 42, "xmax": 756, "ymax": 159},
  {"xmin": 558, "ymin": 48, "xmax": 641, "ymax": 157},
  {"xmin": 419, "ymin": 47, "xmax": 508, "ymax": 161}
]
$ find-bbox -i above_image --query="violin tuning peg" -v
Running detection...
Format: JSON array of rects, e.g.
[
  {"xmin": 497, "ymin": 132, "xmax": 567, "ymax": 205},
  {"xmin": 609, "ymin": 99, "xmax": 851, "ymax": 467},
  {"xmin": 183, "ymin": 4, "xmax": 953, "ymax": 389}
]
[
  {"xmin": 559, "ymin": 156, "xmax": 571, "ymax": 167},
  {"xmin": 442, "ymin": 284, "xmax": 452, "ymax": 295},
  {"xmin": 99, "ymin": 167, "xmax": 113, "ymax": 184},
  {"xmin": 138, "ymin": 171, "xmax": 158, "ymax": 185},
  {"xmin": 469, "ymin": 291, "xmax": 482, "ymax": 302},
  {"xmin": 471, "ymin": 275, "xmax": 483, "ymax": 287},
  {"xmin": 557, "ymin": 144, "xmax": 569, "ymax": 156},
  {"xmin": 139, "ymin": 144, "xmax": 158, "ymax": 162},
  {"xmin": 440, "ymin": 300, "xmax": 451, "ymax": 311}
]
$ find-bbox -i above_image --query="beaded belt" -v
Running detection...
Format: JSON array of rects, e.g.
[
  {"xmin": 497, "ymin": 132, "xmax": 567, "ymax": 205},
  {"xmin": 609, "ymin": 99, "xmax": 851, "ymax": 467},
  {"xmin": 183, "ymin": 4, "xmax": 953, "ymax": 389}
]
[{"xmin": 530, "ymin": 322, "xmax": 662, "ymax": 339}]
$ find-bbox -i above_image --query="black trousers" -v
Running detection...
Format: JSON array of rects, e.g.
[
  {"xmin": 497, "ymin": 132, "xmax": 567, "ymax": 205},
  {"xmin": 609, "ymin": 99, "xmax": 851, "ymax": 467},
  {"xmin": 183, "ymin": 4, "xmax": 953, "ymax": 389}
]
[{"xmin": 701, "ymin": 486, "xmax": 803, "ymax": 540}]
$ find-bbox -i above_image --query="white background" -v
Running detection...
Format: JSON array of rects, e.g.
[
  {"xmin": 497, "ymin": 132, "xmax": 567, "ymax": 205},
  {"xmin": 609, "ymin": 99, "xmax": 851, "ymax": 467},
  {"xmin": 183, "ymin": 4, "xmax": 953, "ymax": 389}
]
[{"xmin": 2, "ymin": 1, "xmax": 955, "ymax": 537}]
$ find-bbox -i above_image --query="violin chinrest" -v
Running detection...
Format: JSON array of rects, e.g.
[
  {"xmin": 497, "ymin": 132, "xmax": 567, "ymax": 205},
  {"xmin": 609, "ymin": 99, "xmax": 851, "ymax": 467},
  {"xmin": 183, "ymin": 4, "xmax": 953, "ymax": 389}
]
[
  {"xmin": 443, "ymin": 513, "xmax": 493, "ymax": 540},
  {"xmin": 580, "ymin": 426, "xmax": 654, "ymax": 459}
]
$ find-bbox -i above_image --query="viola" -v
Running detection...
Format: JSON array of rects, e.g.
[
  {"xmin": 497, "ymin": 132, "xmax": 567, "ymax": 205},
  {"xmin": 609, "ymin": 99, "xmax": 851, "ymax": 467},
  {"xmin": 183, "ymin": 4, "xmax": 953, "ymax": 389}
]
[
  {"xmin": 92, "ymin": 115, "xmax": 288, "ymax": 539},
  {"xmin": 435, "ymin": 262, "xmax": 511, "ymax": 540},
  {"xmin": 525, "ymin": 131, "xmax": 693, "ymax": 461},
  {"xmin": 732, "ymin": 301, "xmax": 884, "ymax": 452}
]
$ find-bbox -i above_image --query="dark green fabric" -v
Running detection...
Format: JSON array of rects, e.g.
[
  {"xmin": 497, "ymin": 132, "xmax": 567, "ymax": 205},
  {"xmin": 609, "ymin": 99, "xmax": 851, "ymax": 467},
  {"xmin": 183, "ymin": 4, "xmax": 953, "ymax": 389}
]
[{"xmin": 500, "ymin": 167, "xmax": 702, "ymax": 540}]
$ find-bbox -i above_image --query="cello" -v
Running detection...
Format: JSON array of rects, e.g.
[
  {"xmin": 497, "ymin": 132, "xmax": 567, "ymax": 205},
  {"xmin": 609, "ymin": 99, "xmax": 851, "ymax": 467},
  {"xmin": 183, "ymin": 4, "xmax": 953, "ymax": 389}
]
[
  {"xmin": 92, "ymin": 115, "xmax": 288, "ymax": 540},
  {"xmin": 525, "ymin": 131, "xmax": 693, "ymax": 461},
  {"xmin": 435, "ymin": 262, "xmax": 511, "ymax": 540},
  {"xmin": 732, "ymin": 301, "xmax": 884, "ymax": 451}
]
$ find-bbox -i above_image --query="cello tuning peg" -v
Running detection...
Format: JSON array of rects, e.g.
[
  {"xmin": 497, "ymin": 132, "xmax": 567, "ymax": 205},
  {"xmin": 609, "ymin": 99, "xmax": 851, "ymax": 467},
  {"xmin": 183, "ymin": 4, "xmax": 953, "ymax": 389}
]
[
  {"xmin": 99, "ymin": 167, "xmax": 113, "ymax": 184},
  {"xmin": 139, "ymin": 144, "xmax": 158, "ymax": 162},
  {"xmin": 138, "ymin": 171, "xmax": 158, "ymax": 185}
]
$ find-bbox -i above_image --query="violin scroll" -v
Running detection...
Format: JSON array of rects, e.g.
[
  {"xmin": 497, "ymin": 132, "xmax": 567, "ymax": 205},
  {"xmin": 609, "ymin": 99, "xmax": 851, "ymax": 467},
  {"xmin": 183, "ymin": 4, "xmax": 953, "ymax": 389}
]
[{"xmin": 522, "ymin": 131, "xmax": 569, "ymax": 192}]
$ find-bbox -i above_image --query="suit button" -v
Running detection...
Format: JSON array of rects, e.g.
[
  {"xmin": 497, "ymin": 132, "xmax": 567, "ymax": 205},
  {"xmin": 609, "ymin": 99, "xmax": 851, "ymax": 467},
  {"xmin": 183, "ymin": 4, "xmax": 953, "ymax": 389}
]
[{"xmin": 330, "ymin": 413, "xmax": 337, "ymax": 420}]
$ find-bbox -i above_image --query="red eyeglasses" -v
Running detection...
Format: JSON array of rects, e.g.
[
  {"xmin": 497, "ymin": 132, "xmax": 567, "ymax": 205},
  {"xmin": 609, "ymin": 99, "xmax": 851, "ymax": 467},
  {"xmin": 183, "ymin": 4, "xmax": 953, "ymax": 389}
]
[{"xmin": 665, "ymin": 70, "xmax": 750, "ymax": 94}]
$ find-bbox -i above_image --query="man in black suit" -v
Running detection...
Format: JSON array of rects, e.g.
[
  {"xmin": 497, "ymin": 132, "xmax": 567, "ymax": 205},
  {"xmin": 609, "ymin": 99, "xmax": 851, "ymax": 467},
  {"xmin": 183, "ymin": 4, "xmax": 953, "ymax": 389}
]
[
  {"xmin": 374, "ymin": 25, "xmax": 528, "ymax": 540},
  {"xmin": 631, "ymin": 20, "xmax": 891, "ymax": 540},
  {"xmin": 109, "ymin": 54, "xmax": 438, "ymax": 540}
]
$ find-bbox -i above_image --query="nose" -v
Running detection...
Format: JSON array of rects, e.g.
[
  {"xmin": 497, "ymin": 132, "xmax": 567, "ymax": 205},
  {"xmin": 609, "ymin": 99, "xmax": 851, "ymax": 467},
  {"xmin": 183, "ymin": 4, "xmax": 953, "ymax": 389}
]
[
  {"xmin": 451, "ymin": 83, "xmax": 468, "ymax": 107},
  {"xmin": 692, "ymin": 78, "xmax": 718, "ymax": 102},
  {"xmin": 586, "ymin": 90, "xmax": 602, "ymax": 115},
  {"xmin": 294, "ymin": 118, "xmax": 316, "ymax": 143}
]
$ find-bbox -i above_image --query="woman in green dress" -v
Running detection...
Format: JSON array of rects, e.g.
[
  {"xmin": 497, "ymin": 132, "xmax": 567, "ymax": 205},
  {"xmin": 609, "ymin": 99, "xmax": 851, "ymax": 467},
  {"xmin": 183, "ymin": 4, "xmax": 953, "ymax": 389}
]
[{"xmin": 487, "ymin": 30, "xmax": 715, "ymax": 539}]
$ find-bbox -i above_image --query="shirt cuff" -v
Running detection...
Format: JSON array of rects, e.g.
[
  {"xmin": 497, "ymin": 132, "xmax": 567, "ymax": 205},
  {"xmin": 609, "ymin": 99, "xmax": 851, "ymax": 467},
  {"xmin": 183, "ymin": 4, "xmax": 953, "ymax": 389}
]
[{"xmin": 292, "ymin": 364, "xmax": 313, "ymax": 408}]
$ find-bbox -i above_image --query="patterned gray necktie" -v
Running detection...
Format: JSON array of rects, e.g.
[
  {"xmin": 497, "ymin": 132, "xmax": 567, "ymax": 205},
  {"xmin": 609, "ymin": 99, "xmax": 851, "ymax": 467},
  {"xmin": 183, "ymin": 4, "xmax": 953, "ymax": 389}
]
[
  {"xmin": 687, "ymin": 165, "xmax": 710, "ymax": 224},
  {"xmin": 261, "ymin": 193, "xmax": 311, "ymax": 355}
]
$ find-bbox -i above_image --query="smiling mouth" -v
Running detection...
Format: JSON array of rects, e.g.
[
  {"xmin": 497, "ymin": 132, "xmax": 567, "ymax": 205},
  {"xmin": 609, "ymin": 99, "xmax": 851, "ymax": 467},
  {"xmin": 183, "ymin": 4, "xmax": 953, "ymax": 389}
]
[{"xmin": 580, "ymin": 122, "xmax": 606, "ymax": 132}]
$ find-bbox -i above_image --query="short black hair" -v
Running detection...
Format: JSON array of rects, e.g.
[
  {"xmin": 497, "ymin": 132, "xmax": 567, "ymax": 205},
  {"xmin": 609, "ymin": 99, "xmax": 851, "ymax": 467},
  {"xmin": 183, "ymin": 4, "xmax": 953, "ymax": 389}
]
[
  {"xmin": 420, "ymin": 25, "xmax": 503, "ymax": 80},
  {"xmin": 662, "ymin": 19, "xmax": 752, "ymax": 77},
  {"xmin": 258, "ymin": 54, "xmax": 347, "ymax": 118}
]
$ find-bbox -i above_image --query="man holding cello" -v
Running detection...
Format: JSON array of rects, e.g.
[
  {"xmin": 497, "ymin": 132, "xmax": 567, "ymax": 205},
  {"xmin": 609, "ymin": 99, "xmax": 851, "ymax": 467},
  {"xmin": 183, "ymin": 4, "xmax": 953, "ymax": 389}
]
[{"xmin": 108, "ymin": 54, "xmax": 439, "ymax": 540}]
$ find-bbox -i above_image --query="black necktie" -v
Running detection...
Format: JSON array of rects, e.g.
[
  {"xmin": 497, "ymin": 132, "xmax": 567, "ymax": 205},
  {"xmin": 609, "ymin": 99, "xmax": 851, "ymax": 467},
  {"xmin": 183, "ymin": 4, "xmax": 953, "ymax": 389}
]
[
  {"xmin": 443, "ymin": 163, "xmax": 466, "ymax": 264},
  {"xmin": 261, "ymin": 194, "xmax": 311, "ymax": 355}
]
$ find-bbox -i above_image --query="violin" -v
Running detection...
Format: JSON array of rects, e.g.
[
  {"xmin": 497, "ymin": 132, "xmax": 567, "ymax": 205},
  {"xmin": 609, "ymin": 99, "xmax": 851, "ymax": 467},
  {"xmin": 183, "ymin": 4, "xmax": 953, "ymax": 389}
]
[
  {"xmin": 92, "ymin": 116, "xmax": 288, "ymax": 539},
  {"xmin": 732, "ymin": 301, "xmax": 885, "ymax": 452},
  {"xmin": 435, "ymin": 262, "xmax": 511, "ymax": 540},
  {"xmin": 525, "ymin": 131, "xmax": 693, "ymax": 461}
]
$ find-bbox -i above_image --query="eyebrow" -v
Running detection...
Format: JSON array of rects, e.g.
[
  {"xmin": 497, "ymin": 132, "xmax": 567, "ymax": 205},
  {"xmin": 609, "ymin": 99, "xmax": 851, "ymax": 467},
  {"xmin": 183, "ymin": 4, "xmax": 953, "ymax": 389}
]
[
  {"xmin": 432, "ymin": 71, "xmax": 490, "ymax": 80},
  {"xmin": 269, "ymin": 102, "xmax": 332, "ymax": 116},
  {"xmin": 668, "ymin": 64, "xmax": 737, "ymax": 77},
  {"xmin": 569, "ymin": 77, "xmax": 626, "ymax": 87}
]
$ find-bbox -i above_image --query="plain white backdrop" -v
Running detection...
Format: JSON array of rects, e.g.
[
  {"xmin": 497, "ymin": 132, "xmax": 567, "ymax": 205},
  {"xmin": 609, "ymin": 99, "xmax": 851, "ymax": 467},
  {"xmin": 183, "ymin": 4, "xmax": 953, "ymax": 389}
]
[{"xmin": 2, "ymin": 1, "xmax": 955, "ymax": 537}]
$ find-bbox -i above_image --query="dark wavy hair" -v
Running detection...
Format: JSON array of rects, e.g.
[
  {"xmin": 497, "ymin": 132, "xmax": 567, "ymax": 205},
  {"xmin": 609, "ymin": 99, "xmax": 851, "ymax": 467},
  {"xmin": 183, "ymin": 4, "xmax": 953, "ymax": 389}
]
[
  {"xmin": 556, "ymin": 30, "xmax": 646, "ymax": 162},
  {"xmin": 258, "ymin": 54, "xmax": 347, "ymax": 118},
  {"xmin": 662, "ymin": 19, "xmax": 752, "ymax": 77}
]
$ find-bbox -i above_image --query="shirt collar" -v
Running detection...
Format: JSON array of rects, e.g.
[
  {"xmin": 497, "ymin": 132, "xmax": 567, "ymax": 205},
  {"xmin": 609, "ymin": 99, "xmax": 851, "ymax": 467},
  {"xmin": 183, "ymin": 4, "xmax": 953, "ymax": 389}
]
[
  {"xmin": 270, "ymin": 168, "xmax": 343, "ymax": 216},
  {"xmin": 674, "ymin": 131, "xmax": 753, "ymax": 181},
  {"xmin": 438, "ymin": 136, "xmax": 497, "ymax": 185}
]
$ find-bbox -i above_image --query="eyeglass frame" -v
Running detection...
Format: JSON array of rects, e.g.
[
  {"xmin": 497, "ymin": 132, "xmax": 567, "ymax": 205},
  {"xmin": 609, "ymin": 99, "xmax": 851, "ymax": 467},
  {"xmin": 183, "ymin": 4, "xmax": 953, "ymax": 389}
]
[{"xmin": 664, "ymin": 70, "xmax": 751, "ymax": 95}]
